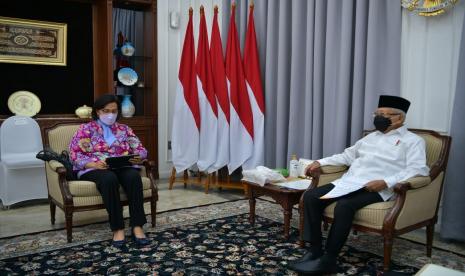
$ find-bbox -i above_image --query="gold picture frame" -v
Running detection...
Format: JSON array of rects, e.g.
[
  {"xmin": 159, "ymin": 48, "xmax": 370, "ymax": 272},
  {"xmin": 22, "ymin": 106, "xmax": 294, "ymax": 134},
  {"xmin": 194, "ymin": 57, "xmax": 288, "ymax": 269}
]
[{"xmin": 0, "ymin": 16, "xmax": 67, "ymax": 66}]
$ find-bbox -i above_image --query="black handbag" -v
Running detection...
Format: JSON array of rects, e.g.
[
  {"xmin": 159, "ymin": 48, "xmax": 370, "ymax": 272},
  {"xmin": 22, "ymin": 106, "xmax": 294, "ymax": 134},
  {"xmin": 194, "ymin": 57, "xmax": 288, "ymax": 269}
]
[{"xmin": 36, "ymin": 147, "xmax": 76, "ymax": 180}]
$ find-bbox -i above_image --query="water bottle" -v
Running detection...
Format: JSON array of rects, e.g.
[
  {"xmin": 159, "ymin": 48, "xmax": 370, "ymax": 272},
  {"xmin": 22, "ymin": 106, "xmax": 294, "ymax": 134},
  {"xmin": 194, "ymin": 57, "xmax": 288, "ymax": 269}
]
[{"xmin": 289, "ymin": 154, "xmax": 299, "ymax": 178}]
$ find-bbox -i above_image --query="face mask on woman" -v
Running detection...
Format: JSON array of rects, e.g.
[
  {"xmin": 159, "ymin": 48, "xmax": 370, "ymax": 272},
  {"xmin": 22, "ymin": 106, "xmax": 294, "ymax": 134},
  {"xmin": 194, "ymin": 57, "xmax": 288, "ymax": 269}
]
[{"xmin": 99, "ymin": 113, "xmax": 117, "ymax": 126}]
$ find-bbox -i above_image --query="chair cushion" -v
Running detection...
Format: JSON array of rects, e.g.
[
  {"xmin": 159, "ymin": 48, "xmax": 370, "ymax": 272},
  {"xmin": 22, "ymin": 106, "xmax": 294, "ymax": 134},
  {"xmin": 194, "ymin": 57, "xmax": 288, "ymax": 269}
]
[
  {"xmin": 68, "ymin": 177, "xmax": 152, "ymax": 197},
  {"xmin": 324, "ymin": 201, "xmax": 395, "ymax": 230},
  {"xmin": 418, "ymin": 133, "xmax": 443, "ymax": 168},
  {"xmin": 47, "ymin": 125, "xmax": 81, "ymax": 153}
]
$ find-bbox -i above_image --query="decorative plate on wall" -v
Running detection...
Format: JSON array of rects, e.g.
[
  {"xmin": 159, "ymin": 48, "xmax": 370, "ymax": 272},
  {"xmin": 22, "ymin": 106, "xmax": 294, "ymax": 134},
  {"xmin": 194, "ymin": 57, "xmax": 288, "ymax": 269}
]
[
  {"xmin": 117, "ymin": 67, "xmax": 138, "ymax": 86},
  {"xmin": 7, "ymin": 90, "xmax": 42, "ymax": 117}
]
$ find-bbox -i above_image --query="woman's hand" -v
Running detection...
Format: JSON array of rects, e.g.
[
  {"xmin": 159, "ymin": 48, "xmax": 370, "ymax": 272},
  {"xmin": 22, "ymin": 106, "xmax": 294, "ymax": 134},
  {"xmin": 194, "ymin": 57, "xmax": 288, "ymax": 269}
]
[
  {"xmin": 129, "ymin": 155, "xmax": 144, "ymax": 165},
  {"xmin": 85, "ymin": 161, "xmax": 108, "ymax": 170}
]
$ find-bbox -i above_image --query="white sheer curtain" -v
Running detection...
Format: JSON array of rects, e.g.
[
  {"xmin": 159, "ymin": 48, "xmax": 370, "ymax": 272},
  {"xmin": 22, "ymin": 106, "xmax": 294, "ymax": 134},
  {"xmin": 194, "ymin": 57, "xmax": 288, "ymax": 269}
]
[
  {"xmin": 400, "ymin": 1, "xmax": 465, "ymax": 133},
  {"xmin": 112, "ymin": 8, "xmax": 144, "ymax": 55}
]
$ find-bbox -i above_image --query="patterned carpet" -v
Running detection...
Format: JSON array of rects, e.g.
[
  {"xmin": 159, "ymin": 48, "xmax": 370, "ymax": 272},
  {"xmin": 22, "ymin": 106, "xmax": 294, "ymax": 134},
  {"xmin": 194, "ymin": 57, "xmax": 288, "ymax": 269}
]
[{"xmin": 0, "ymin": 199, "xmax": 464, "ymax": 275}]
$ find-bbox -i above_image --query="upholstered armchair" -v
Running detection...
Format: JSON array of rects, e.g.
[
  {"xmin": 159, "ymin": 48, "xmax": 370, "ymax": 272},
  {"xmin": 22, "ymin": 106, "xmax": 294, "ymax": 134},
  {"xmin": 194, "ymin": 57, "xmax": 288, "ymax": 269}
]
[
  {"xmin": 298, "ymin": 129, "xmax": 451, "ymax": 272},
  {"xmin": 43, "ymin": 122, "xmax": 158, "ymax": 242}
]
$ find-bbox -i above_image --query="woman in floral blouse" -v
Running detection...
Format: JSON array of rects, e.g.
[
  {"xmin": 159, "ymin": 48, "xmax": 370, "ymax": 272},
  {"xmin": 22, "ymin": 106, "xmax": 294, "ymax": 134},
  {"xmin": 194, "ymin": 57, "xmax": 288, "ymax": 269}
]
[{"xmin": 69, "ymin": 94, "xmax": 149, "ymax": 247}]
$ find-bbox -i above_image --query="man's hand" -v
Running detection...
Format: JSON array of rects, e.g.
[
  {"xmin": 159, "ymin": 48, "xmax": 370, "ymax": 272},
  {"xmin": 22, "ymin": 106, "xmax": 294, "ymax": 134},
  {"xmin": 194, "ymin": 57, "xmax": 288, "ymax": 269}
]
[
  {"xmin": 364, "ymin": 180, "xmax": 387, "ymax": 192},
  {"xmin": 129, "ymin": 155, "xmax": 144, "ymax": 165},
  {"xmin": 305, "ymin": 161, "xmax": 321, "ymax": 176},
  {"xmin": 85, "ymin": 161, "xmax": 108, "ymax": 170}
]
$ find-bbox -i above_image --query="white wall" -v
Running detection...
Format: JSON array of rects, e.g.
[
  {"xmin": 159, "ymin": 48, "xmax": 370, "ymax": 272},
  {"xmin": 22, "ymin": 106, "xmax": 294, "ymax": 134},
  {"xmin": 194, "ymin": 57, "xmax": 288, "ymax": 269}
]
[
  {"xmin": 401, "ymin": 1, "xmax": 464, "ymax": 134},
  {"xmin": 158, "ymin": 0, "xmax": 223, "ymax": 178}
]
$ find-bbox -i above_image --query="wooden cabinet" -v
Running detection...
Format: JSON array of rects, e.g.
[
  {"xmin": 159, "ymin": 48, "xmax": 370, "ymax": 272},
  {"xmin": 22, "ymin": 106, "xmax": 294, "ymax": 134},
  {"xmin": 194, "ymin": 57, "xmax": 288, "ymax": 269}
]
[{"xmin": 83, "ymin": 0, "xmax": 159, "ymax": 177}]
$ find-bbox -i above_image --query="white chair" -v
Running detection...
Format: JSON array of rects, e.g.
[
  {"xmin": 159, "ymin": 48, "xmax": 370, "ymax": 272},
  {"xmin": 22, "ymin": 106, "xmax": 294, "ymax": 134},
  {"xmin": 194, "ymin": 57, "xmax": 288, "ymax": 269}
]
[{"xmin": 0, "ymin": 116, "xmax": 48, "ymax": 207}]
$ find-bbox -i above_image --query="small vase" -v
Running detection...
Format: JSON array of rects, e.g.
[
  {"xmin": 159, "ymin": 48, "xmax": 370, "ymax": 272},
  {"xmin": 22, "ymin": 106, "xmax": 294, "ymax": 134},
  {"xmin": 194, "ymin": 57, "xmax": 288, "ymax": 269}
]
[
  {"xmin": 75, "ymin": 105, "xmax": 92, "ymax": 118},
  {"xmin": 121, "ymin": 95, "xmax": 135, "ymax": 117},
  {"xmin": 121, "ymin": 40, "xmax": 135, "ymax": 57}
]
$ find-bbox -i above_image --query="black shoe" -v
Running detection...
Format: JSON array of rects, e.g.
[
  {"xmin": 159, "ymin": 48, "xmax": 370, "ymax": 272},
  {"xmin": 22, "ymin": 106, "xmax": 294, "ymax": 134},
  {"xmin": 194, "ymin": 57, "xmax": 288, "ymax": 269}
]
[
  {"xmin": 131, "ymin": 231, "xmax": 150, "ymax": 246},
  {"xmin": 288, "ymin": 255, "xmax": 337, "ymax": 274},
  {"xmin": 288, "ymin": 250, "xmax": 323, "ymax": 266},
  {"xmin": 111, "ymin": 239, "xmax": 126, "ymax": 248}
]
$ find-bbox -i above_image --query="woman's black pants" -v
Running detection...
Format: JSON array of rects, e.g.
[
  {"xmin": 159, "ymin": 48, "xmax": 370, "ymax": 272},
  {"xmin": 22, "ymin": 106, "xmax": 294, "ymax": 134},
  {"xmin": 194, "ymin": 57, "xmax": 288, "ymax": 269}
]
[{"xmin": 80, "ymin": 168, "xmax": 147, "ymax": 231}]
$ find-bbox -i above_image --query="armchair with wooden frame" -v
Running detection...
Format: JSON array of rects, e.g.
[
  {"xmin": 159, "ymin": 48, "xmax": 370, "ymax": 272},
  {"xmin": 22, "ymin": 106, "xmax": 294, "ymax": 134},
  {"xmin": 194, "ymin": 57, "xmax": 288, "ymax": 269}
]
[
  {"xmin": 298, "ymin": 129, "xmax": 451, "ymax": 272},
  {"xmin": 43, "ymin": 122, "xmax": 158, "ymax": 243}
]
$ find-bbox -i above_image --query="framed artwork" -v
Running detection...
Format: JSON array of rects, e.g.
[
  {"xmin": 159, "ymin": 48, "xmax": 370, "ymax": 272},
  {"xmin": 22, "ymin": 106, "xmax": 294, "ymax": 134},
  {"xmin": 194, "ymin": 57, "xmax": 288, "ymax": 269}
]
[{"xmin": 0, "ymin": 16, "xmax": 67, "ymax": 66}]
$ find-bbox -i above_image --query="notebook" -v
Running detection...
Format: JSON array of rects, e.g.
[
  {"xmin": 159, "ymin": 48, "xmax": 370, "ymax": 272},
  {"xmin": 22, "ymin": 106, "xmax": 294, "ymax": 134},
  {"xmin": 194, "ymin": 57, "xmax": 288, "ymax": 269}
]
[{"xmin": 105, "ymin": 154, "xmax": 137, "ymax": 169}]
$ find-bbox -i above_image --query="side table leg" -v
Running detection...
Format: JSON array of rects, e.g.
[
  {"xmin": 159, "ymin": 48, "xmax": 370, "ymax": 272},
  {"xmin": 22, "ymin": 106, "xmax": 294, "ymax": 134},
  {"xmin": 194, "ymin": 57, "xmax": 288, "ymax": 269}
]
[
  {"xmin": 248, "ymin": 187, "xmax": 256, "ymax": 226},
  {"xmin": 283, "ymin": 204, "xmax": 292, "ymax": 239}
]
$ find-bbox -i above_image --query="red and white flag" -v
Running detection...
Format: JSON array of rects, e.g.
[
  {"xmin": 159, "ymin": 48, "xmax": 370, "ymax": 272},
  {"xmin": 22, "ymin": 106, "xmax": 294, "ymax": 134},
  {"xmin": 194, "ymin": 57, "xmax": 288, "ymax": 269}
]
[
  {"xmin": 243, "ymin": 4, "xmax": 265, "ymax": 169},
  {"xmin": 171, "ymin": 8, "xmax": 200, "ymax": 172},
  {"xmin": 226, "ymin": 4, "xmax": 254, "ymax": 173},
  {"xmin": 196, "ymin": 6, "xmax": 218, "ymax": 172},
  {"xmin": 209, "ymin": 5, "xmax": 230, "ymax": 173}
]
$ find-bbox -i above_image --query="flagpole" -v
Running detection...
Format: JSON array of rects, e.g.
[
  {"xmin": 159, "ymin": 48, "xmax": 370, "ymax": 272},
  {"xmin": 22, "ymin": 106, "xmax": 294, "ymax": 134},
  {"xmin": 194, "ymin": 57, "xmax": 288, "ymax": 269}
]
[{"xmin": 200, "ymin": 1, "xmax": 210, "ymax": 193}]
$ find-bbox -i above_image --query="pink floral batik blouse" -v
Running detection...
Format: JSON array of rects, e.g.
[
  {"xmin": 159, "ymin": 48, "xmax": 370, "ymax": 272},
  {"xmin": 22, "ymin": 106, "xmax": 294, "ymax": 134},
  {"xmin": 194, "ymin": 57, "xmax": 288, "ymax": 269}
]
[{"xmin": 69, "ymin": 120, "xmax": 147, "ymax": 177}]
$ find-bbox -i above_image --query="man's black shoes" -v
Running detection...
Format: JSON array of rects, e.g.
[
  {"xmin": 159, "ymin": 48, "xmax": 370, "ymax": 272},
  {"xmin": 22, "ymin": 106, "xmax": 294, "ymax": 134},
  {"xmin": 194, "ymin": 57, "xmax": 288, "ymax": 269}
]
[
  {"xmin": 288, "ymin": 250, "xmax": 323, "ymax": 266},
  {"xmin": 288, "ymin": 254, "xmax": 338, "ymax": 274}
]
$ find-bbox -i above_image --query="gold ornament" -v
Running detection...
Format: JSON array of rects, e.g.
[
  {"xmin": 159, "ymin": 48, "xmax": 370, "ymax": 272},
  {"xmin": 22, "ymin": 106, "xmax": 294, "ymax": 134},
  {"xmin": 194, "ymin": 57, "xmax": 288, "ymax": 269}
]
[{"xmin": 401, "ymin": 0, "xmax": 458, "ymax": 16}]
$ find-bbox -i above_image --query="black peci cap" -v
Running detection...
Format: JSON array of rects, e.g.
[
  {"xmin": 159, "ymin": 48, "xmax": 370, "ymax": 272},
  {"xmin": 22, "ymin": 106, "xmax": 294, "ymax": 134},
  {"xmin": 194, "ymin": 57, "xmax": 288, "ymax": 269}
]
[{"xmin": 378, "ymin": 95, "xmax": 411, "ymax": 113}]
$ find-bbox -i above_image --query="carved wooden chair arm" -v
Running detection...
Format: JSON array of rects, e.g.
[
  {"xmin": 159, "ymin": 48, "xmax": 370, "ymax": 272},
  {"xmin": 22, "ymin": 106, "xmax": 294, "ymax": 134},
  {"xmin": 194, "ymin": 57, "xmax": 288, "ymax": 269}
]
[
  {"xmin": 48, "ymin": 161, "xmax": 73, "ymax": 203},
  {"xmin": 142, "ymin": 160, "xmax": 158, "ymax": 191}
]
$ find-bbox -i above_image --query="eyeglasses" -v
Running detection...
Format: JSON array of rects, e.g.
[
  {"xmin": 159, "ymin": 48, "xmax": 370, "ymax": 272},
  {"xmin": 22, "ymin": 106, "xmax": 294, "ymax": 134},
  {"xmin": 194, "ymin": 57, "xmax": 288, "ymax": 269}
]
[
  {"xmin": 372, "ymin": 112, "xmax": 401, "ymax": 118},
  {"xmin": 101, "ymin": 108, "xmax": 118, "ymax": 114}
]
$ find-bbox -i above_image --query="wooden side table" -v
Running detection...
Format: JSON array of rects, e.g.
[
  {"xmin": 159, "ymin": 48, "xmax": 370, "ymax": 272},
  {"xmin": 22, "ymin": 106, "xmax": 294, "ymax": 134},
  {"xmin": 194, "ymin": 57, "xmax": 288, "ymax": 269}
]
[{"xmin": 243, "ymin": 180, "xmax": 306, "ymax": 239}]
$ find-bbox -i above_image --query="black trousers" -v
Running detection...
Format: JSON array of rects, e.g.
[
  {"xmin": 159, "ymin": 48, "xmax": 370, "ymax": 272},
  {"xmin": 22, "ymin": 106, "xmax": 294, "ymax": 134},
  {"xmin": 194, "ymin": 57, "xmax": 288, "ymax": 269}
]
[
  {"xmin": 80, "ymin": 168, "xmax": 147, "ymax": 231},
  {"xmin": 303, "ymin": 184, "xmax": 383, "ymax": 257}
]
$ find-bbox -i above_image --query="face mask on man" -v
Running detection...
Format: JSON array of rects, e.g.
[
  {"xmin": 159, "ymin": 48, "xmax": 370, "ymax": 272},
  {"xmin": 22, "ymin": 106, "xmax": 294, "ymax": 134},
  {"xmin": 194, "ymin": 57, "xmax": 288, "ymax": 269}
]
[
  {"xmin": 99, "ymin": 113, "xmax": 117, "ymax": 126},
  {"xmin": 373, "ymin": 115, "xmax": 391, "ymax": 132}
]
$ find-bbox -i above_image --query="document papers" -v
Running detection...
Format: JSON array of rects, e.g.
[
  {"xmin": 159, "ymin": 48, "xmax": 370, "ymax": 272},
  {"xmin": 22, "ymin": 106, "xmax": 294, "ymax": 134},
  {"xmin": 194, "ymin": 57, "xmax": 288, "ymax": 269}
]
[
  {"xmin": 320, "ymin": 182, "xmax": 364, "ymax": 199},
  {"xmin": 275, "ymin": 179, "xmax": 312, "ymax": 190}
]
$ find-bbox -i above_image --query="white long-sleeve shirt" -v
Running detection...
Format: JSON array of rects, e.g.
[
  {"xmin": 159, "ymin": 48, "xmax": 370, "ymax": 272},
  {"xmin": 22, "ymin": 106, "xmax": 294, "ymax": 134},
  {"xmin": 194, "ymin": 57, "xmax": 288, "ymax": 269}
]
[{"xmin": 317, "ymin": 125, "xmax": 429, "ymax": 201}]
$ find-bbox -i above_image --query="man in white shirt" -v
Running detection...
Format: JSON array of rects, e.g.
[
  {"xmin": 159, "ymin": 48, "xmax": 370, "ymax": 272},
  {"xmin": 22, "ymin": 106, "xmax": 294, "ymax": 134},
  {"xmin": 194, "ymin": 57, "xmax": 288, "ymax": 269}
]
[{"xmin": 289, "ymin": 95, "xmax": 429, "ymax": 274}]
